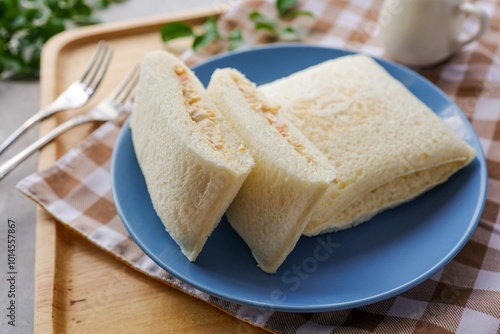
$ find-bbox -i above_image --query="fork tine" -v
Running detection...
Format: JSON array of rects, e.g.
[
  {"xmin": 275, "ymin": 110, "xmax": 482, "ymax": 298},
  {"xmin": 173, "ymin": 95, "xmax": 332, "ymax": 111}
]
[
  {"xmin": 109, "ymin": 64, "xmax": 141, "ymax": 104},
  {"xmin": 120, "ymin": 67, "xmax": 140, "ymax": 103},
  {"xmin": 0, "ymin": 41, "xmax": 112, "ymax": 157},
  {"xmin": 83, "ymin": 43, "xmax": 114, "ymax": 94},
  {"xmin": 79, "ymin": 40, "xmax": 106, "ymax": 83}
]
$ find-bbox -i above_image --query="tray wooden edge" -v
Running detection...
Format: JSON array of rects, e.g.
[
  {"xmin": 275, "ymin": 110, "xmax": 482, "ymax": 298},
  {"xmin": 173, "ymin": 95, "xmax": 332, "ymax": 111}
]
[{"xmin": 34, "ymin": 7, "xmax": 222, "ymax": 333}]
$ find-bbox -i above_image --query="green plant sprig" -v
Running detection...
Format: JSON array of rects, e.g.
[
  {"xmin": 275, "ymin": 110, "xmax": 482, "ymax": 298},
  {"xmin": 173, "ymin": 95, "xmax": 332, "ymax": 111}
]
[
  {"xmin": 0, "ymin": 0, "xmax": 126, "ymax": 80},
  {"xmin": 161, "ymin": 16, "xmax": 242, "ymax": 52},
  {"xmin": 160, "ymin": 0, "xmax": 313, "ymax": 53},
  {"xmin": 250, "ymin": 0, "xmax": 313, "ymax": 41},
  {"xmin": 276, "ymin": 0, "xmax": 314, "ymax": 20}
]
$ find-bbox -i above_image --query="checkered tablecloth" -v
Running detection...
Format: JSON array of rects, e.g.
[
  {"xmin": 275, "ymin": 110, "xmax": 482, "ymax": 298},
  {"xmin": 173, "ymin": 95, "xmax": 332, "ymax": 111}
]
[{"xmin": 18, "ymin": 1, "xmax": 500, "ymax": 333}]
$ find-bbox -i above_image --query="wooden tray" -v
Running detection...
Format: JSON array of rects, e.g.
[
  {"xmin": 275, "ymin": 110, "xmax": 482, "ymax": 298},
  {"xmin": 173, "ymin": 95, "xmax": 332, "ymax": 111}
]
[{"xmin": 36, "ymin": 8, "xmax": 269, "ymax": 333}]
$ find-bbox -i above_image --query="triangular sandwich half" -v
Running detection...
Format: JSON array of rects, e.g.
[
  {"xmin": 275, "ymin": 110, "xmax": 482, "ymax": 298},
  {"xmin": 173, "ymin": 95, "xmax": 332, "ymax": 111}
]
[
  {"xmin": 130, "ymin": 51, "xmax": 255, "ymax": 261},
  {"xmin": 207, "ymin": 68, "xmax": 336, "ymax": 273}
]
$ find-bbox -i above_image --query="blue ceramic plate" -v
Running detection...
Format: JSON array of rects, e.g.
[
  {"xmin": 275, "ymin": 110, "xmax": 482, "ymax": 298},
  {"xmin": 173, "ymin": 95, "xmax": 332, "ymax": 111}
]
[{"xmin": 111, "ymin": 45, "xmax": 487, "ymax": 312}]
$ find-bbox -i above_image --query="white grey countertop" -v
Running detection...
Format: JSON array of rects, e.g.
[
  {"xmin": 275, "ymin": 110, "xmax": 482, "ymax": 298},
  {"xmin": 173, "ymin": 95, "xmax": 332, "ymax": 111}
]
[{"xmin": 0, "ymin": 1, "xmax": 219, "ymax": 332}]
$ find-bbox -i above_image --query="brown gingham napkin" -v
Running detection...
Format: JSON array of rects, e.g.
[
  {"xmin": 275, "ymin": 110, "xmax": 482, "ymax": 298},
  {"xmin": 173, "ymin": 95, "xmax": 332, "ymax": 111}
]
[{"xmin": 17, "ymin": 0, "xmax": 500, "ymax": 333}]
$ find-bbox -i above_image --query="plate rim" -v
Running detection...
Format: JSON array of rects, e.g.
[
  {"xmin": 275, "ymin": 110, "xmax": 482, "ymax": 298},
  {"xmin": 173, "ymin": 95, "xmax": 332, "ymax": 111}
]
[{"xmin": 111, "ymin": 44, "xmax": 488, "ymax": 312}]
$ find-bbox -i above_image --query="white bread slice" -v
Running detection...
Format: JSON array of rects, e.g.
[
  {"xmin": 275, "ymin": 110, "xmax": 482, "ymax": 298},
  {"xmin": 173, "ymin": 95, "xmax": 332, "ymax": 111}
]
[
  {"xmin": 259, "ymin": 54, "xmax": 475, "ymax": 235},
  {"xmin": 130, "ymin": 51, "xmax": 254, "ymax": 261},
  {"xmin": 207, "ymin": 68, "xmax": 336, "ymax": 273}
]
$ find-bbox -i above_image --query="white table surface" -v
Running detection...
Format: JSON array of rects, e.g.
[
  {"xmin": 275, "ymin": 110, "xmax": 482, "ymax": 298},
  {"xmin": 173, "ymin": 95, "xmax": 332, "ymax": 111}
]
[{"xmin": 0, "ymin": 1, "xmax": 223, "ymax": 332}]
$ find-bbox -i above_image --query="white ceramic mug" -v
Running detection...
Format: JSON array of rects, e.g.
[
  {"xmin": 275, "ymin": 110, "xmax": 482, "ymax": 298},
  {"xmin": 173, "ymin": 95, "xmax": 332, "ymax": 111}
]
[{"xmin": 379, "ymin": 0, "xmax": 489, "ymax": 67}]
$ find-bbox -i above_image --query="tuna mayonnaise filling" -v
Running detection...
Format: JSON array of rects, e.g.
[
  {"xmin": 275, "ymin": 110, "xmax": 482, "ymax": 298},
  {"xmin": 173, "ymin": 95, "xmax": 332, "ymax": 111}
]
[
  {"xmin": 174, "ymin": 65, "xmax": 224, "ymax": 151},
  {"xmin": 233, "ymin": 75, "xmax": 315, "ymax": 163}
]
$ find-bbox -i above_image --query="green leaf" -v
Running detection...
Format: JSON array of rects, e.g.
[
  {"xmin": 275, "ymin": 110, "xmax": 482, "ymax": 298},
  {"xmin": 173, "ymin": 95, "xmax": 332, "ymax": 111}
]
[
  {"xmin": 0, "ymin": 0, "xmax": 128, "ymax": 79},
  {"xmin": 279, "ymin": 26, "xmax": 300, "ymax": 41},
  {"xmin": 192, "ymin": 32, "xmax": 218, "ymax": 50},
  {"xmin": 228, "ymin": 27, "xmax": 243, "ymax": 51},
  {"xmin": 160, "ymin": 22, "xmax": 194, "ymax": 42},
  {"xmin": 192, "ymin": 16, "xmax": 220, "ymax": 50},
  {"xmin": 276, "ymin": 0, "xmax": 298, "ymax": 17},
  {"xmin": 72, "ymin": 14, "xmax": 101, "ymax": 26},
  {"xmin": 249, "ymin": 11, "xmax": 277, "ymax": 37},
  {"xmin": 71, "ymin": 2, "xmax": 93, "ymax": 17},
  {"xmin": 201, "ymin": 16, "xmax": 220, "ymax": 39},
  {"xmin": 93, "ymin": 0, "xmax": 111, "ymax": 9},
  {"xmin": 255, "ymin": 22, "xmax": 277, "ymax": 35},
  {"xmin": 248, "ymin": 11, "xmax": 260, "ymax": 21},
  {"xmin": 2, "ymin": 55, "xmax": 22, "ymax": 70},
  {"xmin": 93, "ymin": 0, "xmax": 127, "ymax": 9},
  {"xmin": 283, "ymin": 9, "xmax": 314, "ymax": 19},
  {"xmin": 40, "ymin": 18, "xmax": 65, "ymax": 39},
  {"xmin": 249, "ymin": 11, "xmax": 276, "ymax": 26},
  {"xmin": 282, "ymin": 27, "xmax": 298, "ymax": 34}
]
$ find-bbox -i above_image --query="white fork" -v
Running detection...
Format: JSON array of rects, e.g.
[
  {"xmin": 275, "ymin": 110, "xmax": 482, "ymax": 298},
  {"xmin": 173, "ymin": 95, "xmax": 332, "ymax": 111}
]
[
  {"xmin": 0, "ymin": 40, "xmax": 113, "ymax": 155},
  {"xmin": 0, "ymin": 65, "xmax": 140, "ymax": 182}
]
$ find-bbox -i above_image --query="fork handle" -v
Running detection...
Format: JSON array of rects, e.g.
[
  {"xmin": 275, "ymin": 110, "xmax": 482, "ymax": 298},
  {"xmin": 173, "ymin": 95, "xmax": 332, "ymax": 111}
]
[
  {"xmin": 0, "ymin": 107, "xmax": 54, "ymax": 155},
  {"xmin": 0, "ymin": 114, "xmax": 93, "ymax": 181},
  {"xmin": 0, "ymin": 100, "xmax": 66, "ymax": 154}
]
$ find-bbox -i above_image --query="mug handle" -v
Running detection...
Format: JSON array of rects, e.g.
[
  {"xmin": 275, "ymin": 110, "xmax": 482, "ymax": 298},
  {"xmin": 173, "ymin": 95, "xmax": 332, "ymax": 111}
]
[{"xmin": 454, "ymin": 3, "xmax": 489, "ymax": 49}]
